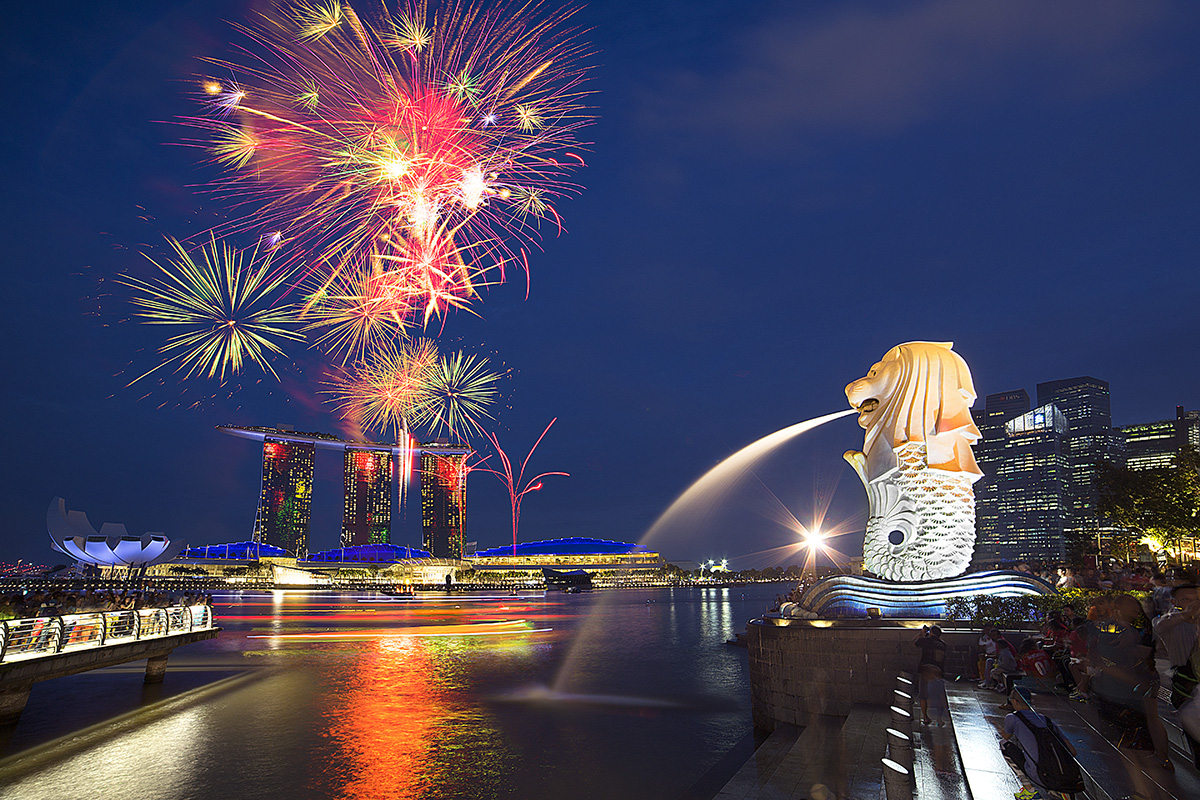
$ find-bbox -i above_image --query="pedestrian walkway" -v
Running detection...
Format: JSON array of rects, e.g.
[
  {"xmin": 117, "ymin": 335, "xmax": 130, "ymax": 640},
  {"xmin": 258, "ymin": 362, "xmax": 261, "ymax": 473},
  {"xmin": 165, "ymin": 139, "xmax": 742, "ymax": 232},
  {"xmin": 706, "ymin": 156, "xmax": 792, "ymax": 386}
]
[
  {"xmin": 946, "ymin": 681, "xmax": 1200, "ymax": 800},
  {"xmin": 714, "ymin": 680, "xmax": 1200, "ymax": 799},
  {"xmin": 908, "ymin": 710, "xmax": 972, "ymax": 800}
]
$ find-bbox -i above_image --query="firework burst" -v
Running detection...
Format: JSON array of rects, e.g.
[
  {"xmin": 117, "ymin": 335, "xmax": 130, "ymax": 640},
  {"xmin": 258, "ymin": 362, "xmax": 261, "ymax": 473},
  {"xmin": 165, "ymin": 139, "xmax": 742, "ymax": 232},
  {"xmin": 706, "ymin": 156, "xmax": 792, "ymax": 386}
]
[
  {"xmin": 301, "ymin": 256, "xmax": 414, "ymax": 364},
  {"xmin": 323, "ymin": 336, "xmax": 497, "ymax": 441},
  {"xmin": 187, "ymin": 0, "xmax": 592, "ymax": 331},
  {"xmin": 412, "ymin": 349, "xmax": 501, "ymax": 439},
  {"xmin": 119, "ymin": 236, "xmax": 303, "ymax": 383},
  {"xmin": 325, "ymin": 336, "xmax": 441, "ymax": 437}
]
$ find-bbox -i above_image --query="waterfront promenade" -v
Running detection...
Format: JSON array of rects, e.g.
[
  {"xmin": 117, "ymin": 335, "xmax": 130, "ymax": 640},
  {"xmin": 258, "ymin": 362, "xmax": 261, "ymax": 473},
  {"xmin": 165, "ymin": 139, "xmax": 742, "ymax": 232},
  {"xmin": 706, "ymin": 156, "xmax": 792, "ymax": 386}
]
[
  {"xmin": 712, "ymin": 679, "xmax": 1200, "ymax": 800},
  {"xmin": 0, "ymin": 603, "xmax": 219, "ymax": 723}
]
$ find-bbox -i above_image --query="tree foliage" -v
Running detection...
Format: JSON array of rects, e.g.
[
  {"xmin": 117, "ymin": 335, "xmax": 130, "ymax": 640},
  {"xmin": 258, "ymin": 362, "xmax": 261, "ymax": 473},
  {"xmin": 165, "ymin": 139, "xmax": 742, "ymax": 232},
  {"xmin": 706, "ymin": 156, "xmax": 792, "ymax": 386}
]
[{"xmin": 1098, "ymin": 446, "xmax": 1200, "ymax": 561}]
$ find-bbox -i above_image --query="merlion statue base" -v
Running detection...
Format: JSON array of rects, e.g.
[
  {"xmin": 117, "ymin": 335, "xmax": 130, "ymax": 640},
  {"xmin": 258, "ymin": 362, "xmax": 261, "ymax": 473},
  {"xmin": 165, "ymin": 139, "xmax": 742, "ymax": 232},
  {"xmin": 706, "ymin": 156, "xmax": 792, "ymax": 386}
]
[{"xmin": 785, "ymin": 570, "xmax": 1054, "ymax": 620}]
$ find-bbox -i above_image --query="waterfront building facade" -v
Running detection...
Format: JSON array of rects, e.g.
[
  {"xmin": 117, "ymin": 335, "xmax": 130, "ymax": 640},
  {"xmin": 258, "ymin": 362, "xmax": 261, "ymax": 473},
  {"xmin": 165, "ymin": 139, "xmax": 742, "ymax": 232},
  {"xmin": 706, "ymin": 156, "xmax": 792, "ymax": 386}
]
[
  {"xmin": 341, "ymin": 448, "xmax": 393, "ymax": 547},
  {"xmin": 466, "ymin": 537, "xmax": 665, "ymax": 578},
  {"xmin": 420, "ymin": 443, "xmax": 469, "ymax": 559},
  {"xmin": 221, "ymin": 426, "xmax": 469, "ymax": 558},
  {"xmin": 253, "ymin": 438, "xmax": 315, "ymax": 558}
]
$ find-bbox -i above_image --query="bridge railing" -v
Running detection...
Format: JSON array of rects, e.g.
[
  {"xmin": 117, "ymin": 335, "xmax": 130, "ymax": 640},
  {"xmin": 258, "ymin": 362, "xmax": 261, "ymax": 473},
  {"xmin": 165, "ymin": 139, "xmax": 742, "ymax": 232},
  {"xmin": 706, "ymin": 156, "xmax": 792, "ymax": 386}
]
[{"xmin": 0, "ymin": 605, "xmax": 215, "ymax": 664}]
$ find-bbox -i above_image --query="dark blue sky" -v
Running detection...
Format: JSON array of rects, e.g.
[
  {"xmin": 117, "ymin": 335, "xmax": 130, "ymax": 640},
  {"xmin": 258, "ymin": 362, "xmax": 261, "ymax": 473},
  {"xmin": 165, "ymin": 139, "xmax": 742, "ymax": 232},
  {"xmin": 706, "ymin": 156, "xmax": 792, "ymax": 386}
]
[{"xmin": 3, "ymin": 0, "xmax": 1199, "ymax": 567}]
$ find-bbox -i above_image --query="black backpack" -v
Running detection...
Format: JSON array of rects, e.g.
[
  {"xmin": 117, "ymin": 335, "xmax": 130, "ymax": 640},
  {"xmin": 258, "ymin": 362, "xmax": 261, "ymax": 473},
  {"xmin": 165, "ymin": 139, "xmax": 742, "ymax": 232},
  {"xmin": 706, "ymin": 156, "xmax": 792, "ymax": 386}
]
[{"xmin": 1013, "ymin": 711, "xmax": 1084, "ymax": 792}]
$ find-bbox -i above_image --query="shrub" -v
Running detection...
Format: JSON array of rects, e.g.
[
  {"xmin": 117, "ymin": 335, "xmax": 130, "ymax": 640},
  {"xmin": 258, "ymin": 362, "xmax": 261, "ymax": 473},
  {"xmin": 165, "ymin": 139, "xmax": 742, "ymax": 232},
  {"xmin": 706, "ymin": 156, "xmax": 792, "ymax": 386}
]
[{"xmin": 944, "ymin": 588, "xmax": 1150, "ymax": 629}]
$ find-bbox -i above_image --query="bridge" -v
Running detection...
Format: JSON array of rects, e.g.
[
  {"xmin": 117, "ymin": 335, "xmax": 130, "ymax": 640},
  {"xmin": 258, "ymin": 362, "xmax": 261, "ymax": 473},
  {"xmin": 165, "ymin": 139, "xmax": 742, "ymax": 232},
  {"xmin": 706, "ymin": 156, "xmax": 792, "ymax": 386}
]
[{"xmin": 0, "ymin": 605, "xmax": 219, "ymax": 724}]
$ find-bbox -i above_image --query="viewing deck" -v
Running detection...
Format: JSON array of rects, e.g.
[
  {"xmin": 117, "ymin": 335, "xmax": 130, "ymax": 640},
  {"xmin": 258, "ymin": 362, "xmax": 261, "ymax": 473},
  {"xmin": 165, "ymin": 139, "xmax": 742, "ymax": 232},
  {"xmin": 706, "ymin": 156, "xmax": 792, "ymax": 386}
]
[{"xmin": 0, "ymin": 605, "xmax": 219, "ymax": 724}]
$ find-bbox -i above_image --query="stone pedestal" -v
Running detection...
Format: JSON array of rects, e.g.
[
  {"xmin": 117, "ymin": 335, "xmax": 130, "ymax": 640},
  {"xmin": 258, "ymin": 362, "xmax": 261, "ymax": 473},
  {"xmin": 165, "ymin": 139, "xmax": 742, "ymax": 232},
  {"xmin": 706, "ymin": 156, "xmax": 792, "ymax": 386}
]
[{"xmin": 747, "ymin": 617, "xmax": 1005, "ymax": 732}]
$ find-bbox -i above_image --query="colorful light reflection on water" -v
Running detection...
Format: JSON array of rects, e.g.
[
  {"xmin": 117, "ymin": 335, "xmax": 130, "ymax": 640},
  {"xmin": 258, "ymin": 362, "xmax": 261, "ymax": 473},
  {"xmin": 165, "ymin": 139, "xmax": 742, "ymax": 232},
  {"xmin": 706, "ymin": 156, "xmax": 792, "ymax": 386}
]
[{"xmin": 0, "ymin": 586, "xmax": 778, "ymax": 800}]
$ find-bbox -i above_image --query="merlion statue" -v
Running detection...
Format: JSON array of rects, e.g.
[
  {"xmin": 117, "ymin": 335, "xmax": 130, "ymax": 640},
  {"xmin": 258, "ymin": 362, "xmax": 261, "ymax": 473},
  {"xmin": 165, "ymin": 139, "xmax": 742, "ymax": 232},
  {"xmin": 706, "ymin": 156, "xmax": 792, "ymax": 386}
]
[{"xmin": 843, "ymin": 342, "xmax": 982, "ymax": 581}]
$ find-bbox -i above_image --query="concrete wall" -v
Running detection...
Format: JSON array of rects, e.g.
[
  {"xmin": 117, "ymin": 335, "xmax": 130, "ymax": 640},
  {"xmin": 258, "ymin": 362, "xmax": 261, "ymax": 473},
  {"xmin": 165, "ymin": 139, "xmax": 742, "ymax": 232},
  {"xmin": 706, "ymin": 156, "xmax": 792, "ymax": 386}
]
[{"xmin": 747, "ymin": 618, "xmax": 1008, "ymax": 732}]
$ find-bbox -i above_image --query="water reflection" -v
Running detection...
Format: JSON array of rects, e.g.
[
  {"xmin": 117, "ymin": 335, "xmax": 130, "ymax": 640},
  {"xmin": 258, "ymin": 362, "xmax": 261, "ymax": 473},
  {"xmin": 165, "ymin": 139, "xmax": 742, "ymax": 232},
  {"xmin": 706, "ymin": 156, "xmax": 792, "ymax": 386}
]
[
  {"xmin": 323, "ymin": 637, "xmax": 440, "ymax": 800},
  {"xmin": 3, "ymin": 587, "xmax": 777, "ymax": 800}
]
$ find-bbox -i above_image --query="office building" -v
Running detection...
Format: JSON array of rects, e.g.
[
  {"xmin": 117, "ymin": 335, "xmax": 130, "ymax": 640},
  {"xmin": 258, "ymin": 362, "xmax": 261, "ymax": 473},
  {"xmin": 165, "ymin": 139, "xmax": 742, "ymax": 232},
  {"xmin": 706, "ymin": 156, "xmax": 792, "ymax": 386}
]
[
  {"xmin": 974, "ymin": 392, "xmax": 1070, "ymax": 565},
  {"xmin": 1036, "ymin": 377, "xmax": 1119, "ymax": 552},
  {"xmin": 1123, "ymin": 406, "xmax": 1200, "ymax": 471},
  {"xmin": 974, "ymin": 390, "xmax": 1030, "ymax": 560}
]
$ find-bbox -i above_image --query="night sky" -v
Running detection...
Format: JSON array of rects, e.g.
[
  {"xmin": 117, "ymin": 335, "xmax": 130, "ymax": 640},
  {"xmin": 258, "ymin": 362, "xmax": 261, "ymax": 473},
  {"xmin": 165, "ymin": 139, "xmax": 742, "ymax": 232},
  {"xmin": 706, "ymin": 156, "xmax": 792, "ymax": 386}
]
[{"xmin": 3, "ymin": 0, "xmax": 1199, "ymax": 567}]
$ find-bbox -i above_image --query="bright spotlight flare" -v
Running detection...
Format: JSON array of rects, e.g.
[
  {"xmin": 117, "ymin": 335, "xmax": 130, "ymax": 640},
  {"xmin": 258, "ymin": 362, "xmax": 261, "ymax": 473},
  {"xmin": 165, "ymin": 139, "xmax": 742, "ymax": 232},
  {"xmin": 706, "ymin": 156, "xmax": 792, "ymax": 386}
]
[
  {"xmin": 799, "ymin": 527, "xmax": 826, "ymax": 549},
  {"xmin": 118, "ymin": 235, "xmax": 303, "ymax": 383},
  {"xmin": 187, "ymin": 0, "xmax": 593, "ymax": 331}
]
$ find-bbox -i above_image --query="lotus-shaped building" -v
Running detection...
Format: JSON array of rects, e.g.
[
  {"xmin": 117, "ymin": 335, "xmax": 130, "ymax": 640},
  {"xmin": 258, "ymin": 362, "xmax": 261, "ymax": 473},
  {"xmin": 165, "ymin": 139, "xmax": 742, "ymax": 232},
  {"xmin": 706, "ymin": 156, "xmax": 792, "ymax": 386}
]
[{"xmin": 47, "ymin": 497, "xmax": 186, "ymax": 567}]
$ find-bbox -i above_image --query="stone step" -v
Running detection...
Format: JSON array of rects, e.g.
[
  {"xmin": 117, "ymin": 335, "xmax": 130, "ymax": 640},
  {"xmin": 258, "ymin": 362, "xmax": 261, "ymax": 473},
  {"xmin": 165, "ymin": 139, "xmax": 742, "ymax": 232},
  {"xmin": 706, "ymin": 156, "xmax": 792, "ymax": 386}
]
[
  {"xmin": 710, "ymin": 723, "xmax": 802, "ymax": 799},
  {"xmin": 712, "ymin": 711, "xmax": 889, "ymax": 799},
  {"xmin": 944, "ymin": 682, "xmax": 1032, "ymax": 800},
  {"xmin": 840, "ymin": 704, "xmax": 892, "ymax": 799}
]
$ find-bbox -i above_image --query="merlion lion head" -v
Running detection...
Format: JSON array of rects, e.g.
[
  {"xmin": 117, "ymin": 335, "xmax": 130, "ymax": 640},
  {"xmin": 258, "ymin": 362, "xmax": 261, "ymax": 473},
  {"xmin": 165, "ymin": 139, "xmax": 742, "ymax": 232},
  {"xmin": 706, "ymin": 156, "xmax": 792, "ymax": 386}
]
[{"xmin": 845, "ymin": 341, "xmax": 982, "ymax": 483}]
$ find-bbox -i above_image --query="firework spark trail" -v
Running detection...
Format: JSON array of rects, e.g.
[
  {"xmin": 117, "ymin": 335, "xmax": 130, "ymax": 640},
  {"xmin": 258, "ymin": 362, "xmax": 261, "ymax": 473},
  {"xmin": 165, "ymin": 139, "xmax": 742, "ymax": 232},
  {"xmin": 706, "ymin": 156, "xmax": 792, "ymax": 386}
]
[
  {"xmin": 478, "ymin": 418, "xmax": 568, "ymax": 556},
  {"xmin": 186, "ymin": 0, "xmax": 592, "ymax": 332},
  {"xmin": 118, "ymin": 235, "xmax": 303, "ymax": 383}
]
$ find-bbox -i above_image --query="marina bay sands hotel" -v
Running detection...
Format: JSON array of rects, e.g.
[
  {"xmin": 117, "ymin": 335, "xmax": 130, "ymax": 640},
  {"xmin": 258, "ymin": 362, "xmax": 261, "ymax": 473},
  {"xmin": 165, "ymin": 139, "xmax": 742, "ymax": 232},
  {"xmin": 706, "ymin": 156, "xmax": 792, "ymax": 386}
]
[{"xmin": 217, "ymin": 425, "xmax": 470, "ymax": 560}]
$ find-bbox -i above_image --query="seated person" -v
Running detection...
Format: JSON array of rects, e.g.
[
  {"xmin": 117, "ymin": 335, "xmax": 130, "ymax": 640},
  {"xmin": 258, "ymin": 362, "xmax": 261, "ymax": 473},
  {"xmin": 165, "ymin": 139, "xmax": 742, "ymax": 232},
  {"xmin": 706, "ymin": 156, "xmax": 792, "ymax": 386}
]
[
  {"xmin": 978, "ymin": 628, "xmax": 999, "ymax": 689},
  {"xmin": 989, "ymin": 628, "xmax": 1022, "ymax": 706},
  {"xmin": 1018, "ymin": 636, "xmax": 1055, "ymax": 685},
  {"xmin": 1000, "ymin": 691, "xmax": 1084, "ymax": 796}
]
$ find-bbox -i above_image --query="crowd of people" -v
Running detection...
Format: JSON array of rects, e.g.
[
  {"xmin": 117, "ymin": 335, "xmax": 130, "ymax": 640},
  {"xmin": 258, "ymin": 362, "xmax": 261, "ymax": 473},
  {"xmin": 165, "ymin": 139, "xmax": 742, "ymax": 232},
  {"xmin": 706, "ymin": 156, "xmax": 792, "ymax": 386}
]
[
  {"xmin": 0, "ymin": 586, "xmax": 213, "ymax": 620},
  {"xmin": 1052, "ymin": 564, "xmax": 1164, "ymax": 592},
  {"xmin": 967, "ymin": 577, "xmax": 1200, "ymax": 775}
]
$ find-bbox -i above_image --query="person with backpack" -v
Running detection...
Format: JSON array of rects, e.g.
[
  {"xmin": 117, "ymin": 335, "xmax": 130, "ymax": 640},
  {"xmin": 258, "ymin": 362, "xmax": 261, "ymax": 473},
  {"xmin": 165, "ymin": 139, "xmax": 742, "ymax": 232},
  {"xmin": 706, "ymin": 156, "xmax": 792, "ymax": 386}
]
[
  {"xmin": 1000, "ymin": 691, "xmax": 1085, "ymax": 796},
  {"xmin": 1156, "ymin": 585, "xmax": 1200, "ymax": 768}
]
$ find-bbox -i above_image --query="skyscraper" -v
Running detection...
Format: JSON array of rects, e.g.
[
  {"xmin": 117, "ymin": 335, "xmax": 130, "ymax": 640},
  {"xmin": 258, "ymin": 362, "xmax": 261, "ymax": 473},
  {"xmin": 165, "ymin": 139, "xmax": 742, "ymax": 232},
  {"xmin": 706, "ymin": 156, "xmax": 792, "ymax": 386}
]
[
  {"xmin": 342, "ymin": 448, "xmax": 393, "ymax": 547},
  {"xmin": 974, "ymin": 390, "xmax": 1030, "ymax": 561},
  {"xmin": 1036, "ymin": 377, "xmax": 1117, "ymax": 556},
  {"xmin": 1177, "ymin": 406, "xmax": 1200, "ymax": 453},
  {"xmin": 420, "ymin": 443, "xmax": 469, "ymax": 559},
  {"xmin": 1122, "ymin": 406, "xmax": 1200, "ymax": 471},
  {"xmin": 973, "ymin": 393, "xmax": 1070, "ymax": 565},
  {"xmin": 253, "ymin": 438, "xmax": 315, "ymax": 557}
]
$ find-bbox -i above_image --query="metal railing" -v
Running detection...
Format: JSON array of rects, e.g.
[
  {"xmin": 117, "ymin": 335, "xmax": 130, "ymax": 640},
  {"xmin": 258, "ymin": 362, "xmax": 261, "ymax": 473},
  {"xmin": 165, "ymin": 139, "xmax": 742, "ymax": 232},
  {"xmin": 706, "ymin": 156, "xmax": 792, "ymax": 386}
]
[{"xmin": 0, "ymin": 605, "xmax": 215, "ymax": 664}]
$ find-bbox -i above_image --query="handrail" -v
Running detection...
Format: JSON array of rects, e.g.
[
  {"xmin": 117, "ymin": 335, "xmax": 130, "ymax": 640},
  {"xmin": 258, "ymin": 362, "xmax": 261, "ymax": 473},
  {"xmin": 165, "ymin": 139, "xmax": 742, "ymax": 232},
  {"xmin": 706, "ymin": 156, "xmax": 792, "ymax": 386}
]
[{"xmin": 0, "ymin": 604, "xmax": 216, "ymax": 665}]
